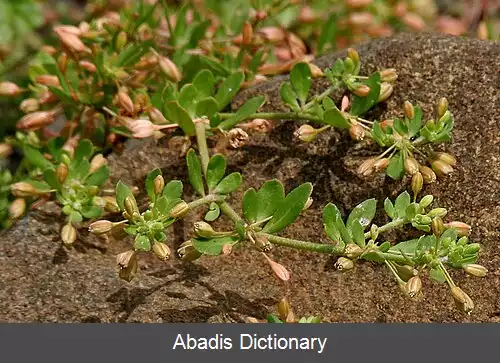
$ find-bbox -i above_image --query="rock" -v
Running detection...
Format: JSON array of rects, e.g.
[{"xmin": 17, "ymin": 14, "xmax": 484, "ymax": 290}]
[{"xmin": 1, "ymin": 33, "xmax": 499, "ymax": 322}]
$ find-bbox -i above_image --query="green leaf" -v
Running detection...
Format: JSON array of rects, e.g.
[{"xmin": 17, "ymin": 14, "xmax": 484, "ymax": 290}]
[
  {"xmin": 206, "ymin": 155, "xmax": 226, "ymax": 191},
  {"xmin": 267, "ymin": 314, "xmax": 284, "ymax": 323},
  {"xmin": 213, "ymin": 172, "xmax": 242, "ymax": 195},
  {"xmin": 346, "ymin": 198, "xmax": 377, "ymax": 230},
  {"xmin": 163, "ymin": 180, "xmax": 183, "ymax": 200},
  {"xmin": 263, "ymin": 183, "xmax": 313, "ymax": 234},
  {"xmin": 192, "ymin": 236, "xmax": 240, "ymax": 256},
  {"xmin": 242, "ymin": 188, "xmax": 258, "ymax": 223},
  {"xmin": 145, "ymin": 168, "xmax": 162, "ymax": 201},
  {"xmin": 23, "ymin": 146, "xmax": 53, "ymax": 171},
  {"xmin": 384, "ymin": 198, "xmax": 395, "ymax": 219},
  {"xmin": 429, "ymin": 268, "xmax": 446, "ymax": 283},
  {"xmin": 350, "ymin": 72, "xmax": 381, "ymax": 116},
  {"xmin": 74, "ymin": 140, "xmax": 94, "ymax": 161},
  {"xmin": 217, "ymin": 95, "xmax": 265, "ymax": 130},
  {"xmin": 323, "ymin": 203, "xmax": 342, "ymax": 242},
  {"xmin": 394, "ymin": 191, "xmax": 411, "ymax": 219},
  {"xmin": 116, "ymin": 181, "xmax": 133, "ymax": 210},
  {"xmin": 317, "ymin": 14, "xmax": 336, "ymax": 54},
  {"xmin": 386, "ymin": 153, "xmax": 404, "ymax": 180},
  {"xmin": 255, "ymin": 180, "xmax": 285, "ymax": 222},
  {"xmin": 86, "ymin": 166, "xmax": 109, "ymax": 187},
  {"xmin": 70, "ymin": 211, "xmax": 83, "ymax": 223},
  {"xmin": 322, "ymin": 107, "xmax": 350, "ymax": 129},
  {"xmin": 379, "ymin": 242, "xmax": 391, "ymax": 252},
  {"xmin": 165, "ymin": 101, "xmax": 196, "ymax": 136},
  {"xmin": 280, "ymin": 82, "xmax": 300, "ymax": 112},
  {"xmin": 178, "ymin": 84, "xmax": 200, "ymax": 117},
  {"xmin": 290, "ymin": 62, "xmax": 311, "ymax": 105},
  {"xmin": 186, "ymin": 149, "xmax": 205, "ymax": 196},
  {"xmin": 42, "ymin": 169, "xmax": 59, "ymax": 190},
  {"xmin": 70, "ymin": 159, "xmax": 90, "ymax": 180},
  {"xmin": 409, "ymin": 106, "xmax": 423, "ymax": 137},
  {"xmin": 193, "ymin": 69, "xmax": 216, "ymax": 97},
  {"xmin": 350, "ymin": 219, "xmax": 366, "ymax": 247},
  {"xmin": 195, "ymin": 97, "xmax": 219, "ymax": 120},
  {"xmin": 215, "ymin": 71, "xmax": 244, "ymax": 111},
  {"xmin": 81, "ymin": 206, "xmax": 103, "ymax": 219},
  {"xmin": 204, "ymin": 202, "xmax": 220, "ymax": 222},
  {"xmin": 25, "ymin": 180, "xmax": 52, "ymax": 193},
  {"xmin": 393, "ymin": 118, "xmax": 408, "ymax": 136},
  {"xmin": 134, "ymin": 235, "xmax": 151, "ymax": 252}
]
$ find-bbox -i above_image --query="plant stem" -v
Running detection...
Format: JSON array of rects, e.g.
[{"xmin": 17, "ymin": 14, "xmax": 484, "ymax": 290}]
[
  {"xmin": 364, "ymin": 218, "xmax": 405, "ymax": 239},
  {"xmin": 187, "ymin": 194, "xmax": 224, "ymax": 209},
  {"xmin": 260, "ymin": 233, "xmax": 343, "ymax": 254},
  {"xmin": 195, "ymin": 121, "xmax": 210, "ymax": 176},
  {"xmin": 219, "ymin": 201, "xmax": 244, "ymax": 224},
  {"xmin": 218, "ymin": 112, "xmax": 322, "ymax": 123}
]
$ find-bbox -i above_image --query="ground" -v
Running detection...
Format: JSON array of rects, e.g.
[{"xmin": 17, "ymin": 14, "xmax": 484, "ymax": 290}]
[{"xmin": 0, "ymin": 32, "xmax": 499, "ymax": 322}]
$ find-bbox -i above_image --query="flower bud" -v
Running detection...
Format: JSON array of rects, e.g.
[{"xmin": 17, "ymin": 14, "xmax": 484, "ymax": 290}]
[
  {"xmin": 148, "ymin": 107, "xmax": 169, "ymax": 125},
  {"xmin": 124, "ymin": 196, "xmax": 139, "ymax": 217},
  {"xmin": 357, "ymin": 158, "xmax": 376, "ymax": 177},
  {"xmin": 437, "ymin": 97, "xmax": 448, "ymax": 119},
  {"xmin": 348, "ymin": 12, "xmax": 374, "ymax": 27},
  {"xmin": 464, "ymin": 243, "xmax": 480, "ymax": 255},
  {"xmin": 194, "ymin": 221, "xmax": 216, "ymax": 238},
  {"xmin": 349, "ymin": 124, "xmax": 365, "ymax": 141},
  {"xmin": 402, "ymin": 13, "xmax": 425, "ymax": 31},
  {"xmin": 411, "ymin": 171, "xmax": 423, "ymax": 197},
  {"xmin": 0, "ymin": 143, "xmax": 12, "ymax": 158},
  {"xmin": 153, "ymin": 175, "xmax": 165, "ymax": 195},
  {"xmin": 419, "ymin": 165, "xmax": 436, "ymax": 184},
  {"xmin": 89, "ymin": 154, "xmax": 107, "ymax": 173},
  {"xmin": 242, "ymin": 21, "xmax": 253, "ymax": 45},
  {"xmin": 17, "ymin": 111, "xmax": 56, "ymax": 130},
  {"xmin": 227, "ymin": 128, "xmax": 249, "ymax": 148},
  {"xmin": 9, "ymin": 198, "xmax": 26, "ymax": 219},
  {"xmin": 158, "ymin": 56, "xmax": 182, "ymax": 82},
  {"xmin": 344, "ymin": 244, "xmax": 363, "ymax": 259},
  {"xmin": 169, "ymin": 201, "xmax": 189, "ymax": 219},
  {"xmin": 19, "ymin": 98, "xmax": 39, "ymax": 113},
  {"xmin": 54, "ymin": 27, "xmax": 87, "ymax": 53},
  {"xmin": 221, "ymin": 244, "xmax": 233, "ymax": 255},
  {"xmin": 403, "ymin": 101, "xmax": 414, "ymax": 120},
  {"xmin": 393, "ymin": 264, "xmax": 418, "ymax": 281},
  {"xmin": 11, "ymin": 182, "xmax": 39, "ymax": 197},
  {"xmin": 258, "ymin": 27, "xmax": 286, "ymax": 43},
  {"xmin": 35, "ymin": 75, "xmax": 60, "ymax": 87},
  {"xmin": 115, "ymin": 31, "xmax": 127, "ymax": 51},
  {"xmin": 354, "ymin": 84, "xmax": 370, "ymax": 97},
  {"xmin": 462, "ymin": 264, "xmax": 487, "ymax": 277},
  {"xmin": 0, "ymin": 81, "xmax": 23, "ymax": 96},
  {"xmin": 177, "ymin": 240, "xmax": 202, "ymax": 262},
  {"xmin": 404, "ymin": 157, "xmax": 420, "ymax": 175},
  {"xmin": 103, "ymin": 196, "xmax": 120, "ymax": 213},
  {"xmin": 431, "ymin": 160, "xmax": 453, "ymax": 177},
  {"xmin": 433, "ymin": 152, "xmax": 456, "ymax": 167},
  {"xmin": 373, "ymin": 158, "xmax": 390, "ymax": 172},
  {"xmin": 450, "ymin": 286, "xmax": 474, "ymax": 314},
  {"xmin": 294, "ymin": 124, "xmax": 318, "ymax": 143},
  {"xmin": 431, "ymin": 217, "xmax": 444, "ymax": 237},
  {"xmin": 277, "ymin": 297, "xmax": 291, "ymax": 321},
  {"xmin": 255, "ymin": 234, "xmax": 273, "ymax": 252},
  {"xmin": 406, "ymin": 276, "xmax": 422, "ymax": 298},
  {"xmin": 56, "ymin": 163, "xmax": 68, "ymax": 184},
  {"xmin": 263, "ymin": 253, "xmax": 291, "ymax": 282},
  {"xmin": 61, "ymin": 223, "xmax": 77, "ymax": 245},
  {"xmin": 346, "ymin": 0, "xmax": 373, "ymax": 8},
  {"xmin": 117, "ymin": 250, "xmax": 138, "ymax": 282},
  {"xmin": 419, "ymin": 195, "xmax": 433, "ymax": 208},
  {"xmin": 89, "ymin": 220, "xmax": 114, "ymax": 235},
  {"xmin": 335, "ymin": 257, "xmax": 354, "ymax": 271},
  {"xmin": 427, "ymin": 208, "xmax": 447, "ymax": 218},
  {"xmin": 379, "ymin": 68, "xmax": 398, "ymax": 82},
  {"xmin": 377, "ymin": 82, "xmax": 393, "ymax": 102},
  {"xmin": 244, "ymin": 118, "xmax": 274, "ymax": 133},
  {"xmin": 117, "ymin": 89, "xmax": 134, "ymax": 114},
  {"xmin": 126, "ymin": 119, "xmax": 156, "ymax": 138},
  {"xmin": 153, "ymin": 242, "xmax": 171, "ymax": 261},
  {"xmin": 79, "ymin": 60, "xmax": 97, "ymax": 73},
  {"xmin": 444, "ymin": 221, "xmax": 471, "ymax": 237}
]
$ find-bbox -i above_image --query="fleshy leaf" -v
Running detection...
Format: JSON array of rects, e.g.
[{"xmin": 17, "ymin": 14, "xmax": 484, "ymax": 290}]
[
  {"xmin": 213, "ymin": 172, "xmax": 242, "ymax": 195},
  {"xmin": 206, "ymin": 154, "xmax": 226, "ymax": 192},
  {"xmin": 346, "ymin": 198, "xmax": 377, "ymax": 230},
  {"xmin": 186, "ymin": 149, "xmax": 205, "ymax": 196},
  {"xmin": 290, "ymin": 62, "xmax": 311, "ymax": 105},
  {"xmin": 192, "ymin": 235, "xmax": 240, "ymax": 256}
]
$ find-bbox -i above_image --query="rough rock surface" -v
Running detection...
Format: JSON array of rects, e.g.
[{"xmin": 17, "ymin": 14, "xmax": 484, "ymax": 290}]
[{"xmin": 1, "ymin": 33, "xmax": 499, "ymax": 322}]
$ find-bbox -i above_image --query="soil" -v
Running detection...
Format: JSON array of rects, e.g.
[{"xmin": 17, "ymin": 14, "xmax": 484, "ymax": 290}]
[{"xmin": 0, "ymin": 32, "xmax": 499, "ymax": 323}]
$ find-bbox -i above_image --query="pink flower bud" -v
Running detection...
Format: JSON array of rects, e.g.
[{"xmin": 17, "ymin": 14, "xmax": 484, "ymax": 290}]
[
  {"xmin": 17, "ymin": 111, "xmax": 56, "ymax": 130},
  {"xmin": 444, "ymin": 221, "xmax": 471, "ymax": 237},
  {"xmin": 0, "ymin": 81, "xmax": 24, "ymax": 96},
  {"xmin": 263, "ymin": 253, "xmax": 290, "ymax": 282},
  {"xmin": 35, "ymin": 75, "xmax": 60, "ymax": 87}
]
